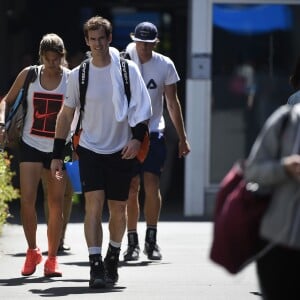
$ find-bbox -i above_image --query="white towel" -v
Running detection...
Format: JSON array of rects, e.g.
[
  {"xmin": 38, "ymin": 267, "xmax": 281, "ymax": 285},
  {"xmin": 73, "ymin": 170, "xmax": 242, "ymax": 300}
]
[
  {"xmin": 109, "ymin": 46, "xmax": 152, "ymax": 127},
  {"xmin": 109, "ymin": 47, "xmax": 129, "ymax": 122},
  {"xmin": 125, "ymin": 42, "xmax": 142, "ymax": 72}
]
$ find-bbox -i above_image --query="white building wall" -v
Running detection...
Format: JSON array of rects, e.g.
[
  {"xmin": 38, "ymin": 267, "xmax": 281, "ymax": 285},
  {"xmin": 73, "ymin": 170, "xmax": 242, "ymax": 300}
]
[{"xmin": 184, "ymin": 0, "xmax": 212, "ymax": 216}]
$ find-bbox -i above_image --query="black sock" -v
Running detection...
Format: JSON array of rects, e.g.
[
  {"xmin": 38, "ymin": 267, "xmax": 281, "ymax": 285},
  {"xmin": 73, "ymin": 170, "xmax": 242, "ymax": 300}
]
[
  {"xmin": 128, "ymin": 231, "xmax": 139, "ymax": 246},
  {"xmin": 146, "ymin": 227, "xmax": 157, "ymax": 244}
]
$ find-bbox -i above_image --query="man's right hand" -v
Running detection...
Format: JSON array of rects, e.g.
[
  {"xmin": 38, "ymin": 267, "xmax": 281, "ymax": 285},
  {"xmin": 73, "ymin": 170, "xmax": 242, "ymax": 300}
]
[{"xmin": 51, "ymin": 159, "xmax": 64, "ymax": 180}]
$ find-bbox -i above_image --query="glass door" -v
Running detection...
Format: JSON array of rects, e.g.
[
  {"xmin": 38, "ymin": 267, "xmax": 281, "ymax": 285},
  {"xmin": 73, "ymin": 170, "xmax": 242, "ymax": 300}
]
[{"xmin": 210, "ymin": 3, "xmax": 300, "ymax": 183}]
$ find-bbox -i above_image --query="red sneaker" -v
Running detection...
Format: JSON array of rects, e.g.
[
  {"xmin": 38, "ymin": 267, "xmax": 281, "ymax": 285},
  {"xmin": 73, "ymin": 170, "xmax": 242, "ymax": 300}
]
[
  {"xmin": 21, "ymin": 248, "xmax": 43, "ymax": 276},
  {"xmin": 44, "ymin": 257, "xmax": 62, "ymax": 277}
]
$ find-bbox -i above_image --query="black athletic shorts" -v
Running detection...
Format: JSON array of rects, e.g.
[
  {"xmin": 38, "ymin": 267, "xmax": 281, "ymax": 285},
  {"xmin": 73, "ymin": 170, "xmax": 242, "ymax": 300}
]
[
  {"xmin": 19, "ymin": 140, "xmax": 53, "ymax": 170},
  {"xmin": 19, "ymin": 140, "xmax": 70, "ymax": 170},
  {"xmin": 76, "ymin": 145, "xmax": 136, "ymax": 200}
]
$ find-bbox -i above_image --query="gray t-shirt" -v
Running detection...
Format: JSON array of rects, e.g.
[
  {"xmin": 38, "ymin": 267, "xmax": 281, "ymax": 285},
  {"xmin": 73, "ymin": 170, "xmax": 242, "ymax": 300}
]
[{"xmin": 287, "ymin": 90, "xmax": 300, "ymax": 105}]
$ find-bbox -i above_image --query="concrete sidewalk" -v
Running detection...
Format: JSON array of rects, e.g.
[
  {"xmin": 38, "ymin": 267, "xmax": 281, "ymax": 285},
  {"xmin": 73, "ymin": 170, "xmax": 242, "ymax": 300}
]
[{"xmin": 0, "ymin": 219, "xmax": 261, "ymax": 300}]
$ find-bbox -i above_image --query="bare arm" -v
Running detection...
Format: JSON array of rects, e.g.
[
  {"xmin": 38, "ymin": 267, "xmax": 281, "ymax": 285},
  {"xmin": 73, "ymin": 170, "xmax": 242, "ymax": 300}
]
[
  {"xmin": 55, "ymin": 105, "xmax": 75, "ymax": 139},
  {"xmin": 0, "ymin": 101, "xmax": 5, "ymax": 124},
  {"xmin": 51, "ymin": 105, "xmax": 75, "ymax": 178},
  {"xmin": 2, "ymin": 67, "xmax": 31, "ymax": 106},
  {"xmin": 164, "ymin": 83, "xmax": 191, "ymax": 157},
  {"xmin": 0, "ymin": 101, "xmax": 5, "ymax": 147}
]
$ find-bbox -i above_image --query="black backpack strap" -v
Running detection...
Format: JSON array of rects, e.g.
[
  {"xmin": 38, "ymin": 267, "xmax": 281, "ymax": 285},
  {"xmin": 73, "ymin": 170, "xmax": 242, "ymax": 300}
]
[
  {"xmin": 76, "ymin": 59, "xmax": 89, "ymax": 134},
  {"xmin": 75, "ymin": 57, "xmax": 129, "ymax": 134},
  {"xmin": 22, "ymin": 65, "xmax": 38, "ymax": 113},
  {"xmin": 275, "ymin": 106, "xmax": 292, "ymax": 158},
  {"xmin": 120, "ymin": 51, "xmax": 131, "ymax": 60},
  {"xmin": 79, "ymin": 58, "xmax": 89, "ymax": 110},
  {"xmin": 6, "ymin": 65, "xmax": 37, "ymax": 123},
  {"xmin": 120, "ymin": 57, "xmax": 131, "ymax": 104},
  {"xmin": 279, "ymin": 110, "xmax": 290, "ymax": 134},
  {"xmin": 23, "ymin": 65, "xmax": 37, "ymax": 88}
]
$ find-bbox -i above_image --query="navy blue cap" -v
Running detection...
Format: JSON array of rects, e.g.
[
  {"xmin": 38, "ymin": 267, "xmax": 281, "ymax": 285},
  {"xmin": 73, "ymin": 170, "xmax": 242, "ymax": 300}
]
[{"xmin": 130, "ymin": 22, "xmax": 159, "ymax": 43}]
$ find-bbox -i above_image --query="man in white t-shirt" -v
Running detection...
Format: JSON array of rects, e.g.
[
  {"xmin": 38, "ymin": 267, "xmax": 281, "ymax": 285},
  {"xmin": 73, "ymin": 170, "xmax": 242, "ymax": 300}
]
[
  {"xmin": 51, "ymin": 16, "xmax": 152, "ymax": 288},
  {"xmin": 123, "ymin": 22, "xmax": 191, "ymax": 261}
]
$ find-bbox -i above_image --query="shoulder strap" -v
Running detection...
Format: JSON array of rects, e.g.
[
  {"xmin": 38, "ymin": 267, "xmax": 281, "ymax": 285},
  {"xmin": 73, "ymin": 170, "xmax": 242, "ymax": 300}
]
[
  {"xmin": 4, "ymin": 65, "xmax": 37, "ymax": 134},
  {"xmin": 75, "ymin": 57, "xmax": 130, "ymax": 133},
  {"xmin": 24, "ymin": 65, "xmax": 37, "ymax": 89},
  {"xmin": 22, "ymin": 65, "xmax": 38, "ymax": 112},
  {"xmin": 279, "ymin": 107, "xmax": 291, "ymax": 137},
  {"xmin": 79, "ymin": 59, "xmax": 89, "ymax": 110},
  {"xmin": 276, "ymin": 106, "xmax": 292, "ymax": 157},
  {"xmin": 120, "ymin": 57, "xmax": 131, "ymax": 105},
  {"xmin": 6, "ymin": 65, "xmax": 37, "ymax": 123},
  {"xmin": 76, "ymin": 59, "xmax": 89, "ymax": 134},
  {"xmin": 120, "ymin": 51, "xmax": 131, "ymax": 60}
]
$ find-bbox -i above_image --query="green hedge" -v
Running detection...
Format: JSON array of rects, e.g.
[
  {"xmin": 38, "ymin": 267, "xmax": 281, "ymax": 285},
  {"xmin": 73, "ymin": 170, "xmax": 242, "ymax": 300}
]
[{"xmin": 0, "ymin": 151, "xmax": 19, "ymax": 234}]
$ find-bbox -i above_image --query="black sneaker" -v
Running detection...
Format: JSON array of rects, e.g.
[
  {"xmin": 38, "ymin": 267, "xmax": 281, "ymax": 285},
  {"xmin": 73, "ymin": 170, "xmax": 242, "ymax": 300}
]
[
  {"xmin": 57, "ymin": 242, "xmax": 71, "ymax": 253},
  {"xmin": 104, "ymin": 250, "xmax": 120, "ymax": 284},
  {"xmin": 123, "ymin": 244, "xmax": 140, "ymax": 261},
  {"xmin": 144, "ymin": 242, "xmax": 162, "ymax": 260},
  {"xmin": 89, "ymin": 255, "xmax": 106, "ymax": 288}
]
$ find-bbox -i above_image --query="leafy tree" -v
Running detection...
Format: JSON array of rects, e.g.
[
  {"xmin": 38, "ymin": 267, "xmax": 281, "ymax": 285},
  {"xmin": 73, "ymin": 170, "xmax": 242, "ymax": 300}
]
[{"xmin": 0, "ymin": 151, "xmax": 19, "ymax": 234}]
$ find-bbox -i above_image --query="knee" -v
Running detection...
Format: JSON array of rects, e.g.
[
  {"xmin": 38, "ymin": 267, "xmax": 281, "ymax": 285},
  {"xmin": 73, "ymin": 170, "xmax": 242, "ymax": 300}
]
[
  {"xmin": 130, "ymin": 176, "xmax": 140, "ymax": 193},
  {"xmin": 109, "ymin": 201, "xmax": 127, "ymax": 218},
  {"xmin": 128, "ymin": 176, "xmax": 140, "ymax": 202}
]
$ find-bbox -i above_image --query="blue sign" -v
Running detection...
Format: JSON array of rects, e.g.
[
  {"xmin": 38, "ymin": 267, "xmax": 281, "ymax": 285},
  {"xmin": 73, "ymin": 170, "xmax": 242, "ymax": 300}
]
[{"xmin": 213, "ymin": 4, "xmax": 292, "ymax": 34}]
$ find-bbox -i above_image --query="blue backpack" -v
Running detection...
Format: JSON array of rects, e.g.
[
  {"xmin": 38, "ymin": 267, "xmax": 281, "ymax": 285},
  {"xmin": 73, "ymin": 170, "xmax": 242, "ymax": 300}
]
[{"xmin": 4, "ymin": 66, "xmax": 37, "ymax": 149}]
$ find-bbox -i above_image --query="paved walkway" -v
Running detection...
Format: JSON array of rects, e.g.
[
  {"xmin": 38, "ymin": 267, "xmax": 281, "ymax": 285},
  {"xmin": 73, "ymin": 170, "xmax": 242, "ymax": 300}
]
[{"xmin": 0, "ymin": 214, "xmax": 261, "ymax": 300}]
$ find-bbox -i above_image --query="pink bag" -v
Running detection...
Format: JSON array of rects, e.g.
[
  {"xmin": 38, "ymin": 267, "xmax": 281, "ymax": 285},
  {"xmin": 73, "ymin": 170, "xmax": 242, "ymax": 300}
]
[{"xmin": 209, "ymin": 161, "xmax": 270, "ymax": 274}]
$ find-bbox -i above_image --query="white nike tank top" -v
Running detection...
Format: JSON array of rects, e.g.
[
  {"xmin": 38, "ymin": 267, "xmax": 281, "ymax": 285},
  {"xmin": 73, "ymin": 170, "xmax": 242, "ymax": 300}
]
[{"xmin": 22, "ymin": 65, "xmax": 70, "ymax": 152}]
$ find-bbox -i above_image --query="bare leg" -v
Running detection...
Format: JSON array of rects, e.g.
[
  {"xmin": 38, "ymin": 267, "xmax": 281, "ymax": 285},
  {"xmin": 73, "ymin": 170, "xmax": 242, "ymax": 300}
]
[
  {"xmin": 143, "ymin": 171, "xmax": 162, "ymax": 260},
  {"xmin": 20, "ymin": 162, "xmax": 43, "ymax": 249},
  {"xmin": 43, "ymin": 170, "xmax": 73, "ymax": 248},
  {"xmin": 104, "ymin": 199, "xmax": 127, "ymax": 283},
  {"xmin": 60, "ymin": 178, "xmax": 73, "ymax": 244},
  {"xmin": 45, "ymin": 169, "xmax": 66, "ymax": 257},
  {"xmin": 84, "ymin": 190, "xmax": 104, "ymax": 247},
  {"xmin": 126, "ymin": 175, "xmax": 140, "ymax": 230},
  {"xmin": 108, "ymin": 200, "xmax": 127, "ymax": 243},
  {"xmin": 123, "ymin": 175, "xmax": 141, "ymax": 261},
  {"xmin": 143, "ymin": 172, "xmax": 161, "ymax": 226}
]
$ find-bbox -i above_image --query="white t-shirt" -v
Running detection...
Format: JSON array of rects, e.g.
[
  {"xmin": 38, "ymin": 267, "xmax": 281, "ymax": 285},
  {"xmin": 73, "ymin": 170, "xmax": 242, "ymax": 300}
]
[
  {"xmin": 66, "ymin": 62, "xmax": 130, "ymax": 154},
  {"xmin": 126, "ymin": 43, "xmax": 180, "ymax": 133},
  {"xmin": 64, "ymin": 50, "xmax": 152, "ymax": 155}
]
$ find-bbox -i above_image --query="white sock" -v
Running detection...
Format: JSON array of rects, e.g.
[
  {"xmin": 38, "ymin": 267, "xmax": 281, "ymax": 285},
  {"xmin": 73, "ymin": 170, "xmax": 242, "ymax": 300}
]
[
  {"xmin": 109, "ymin": 240, "xmax": 121, "ymax": 248},
  {"xmin": 88, "ymin": 247, "xmax": 101, "ymax": 255}
]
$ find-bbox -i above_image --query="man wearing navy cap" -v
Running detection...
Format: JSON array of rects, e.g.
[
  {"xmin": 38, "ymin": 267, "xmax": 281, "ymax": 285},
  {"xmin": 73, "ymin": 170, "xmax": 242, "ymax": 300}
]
[
  {"xmin": 123, "ymin": 22, "xmax": 191, "ymax": 261},
  {"xmin": 130, "ymin": 22, "xmax": 158, "ymax": 43}
]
